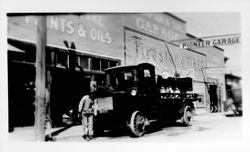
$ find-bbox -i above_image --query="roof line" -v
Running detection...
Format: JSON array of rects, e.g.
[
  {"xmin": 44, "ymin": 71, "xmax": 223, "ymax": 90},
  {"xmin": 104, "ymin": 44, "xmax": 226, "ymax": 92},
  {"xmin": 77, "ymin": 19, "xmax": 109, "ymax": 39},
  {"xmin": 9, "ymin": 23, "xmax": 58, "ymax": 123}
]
[
  {"xmin": 164, "ymin": 13, "xmax": 186, "ymax": 23},
  {"xmin": 8, "ymin": 36, "xmax": 123, "ymax": 61}
]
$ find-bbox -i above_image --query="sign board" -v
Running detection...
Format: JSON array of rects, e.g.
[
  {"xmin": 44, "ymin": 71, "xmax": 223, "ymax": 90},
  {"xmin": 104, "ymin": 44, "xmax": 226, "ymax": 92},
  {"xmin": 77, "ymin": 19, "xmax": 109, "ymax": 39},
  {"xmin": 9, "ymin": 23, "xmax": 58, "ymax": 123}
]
[
  {"xmin": 205, "ymin": 68, "xmax": 225, "ymax": 74},
  {"xmin": 180, "ymin": 36, "xmax": 240, "ymax": 49},
  {"xmin": 8, "ymin": 14, "xmax": 186, "ymax": 59},
  {"xmin": 123, "ymin": 13, "xmax": 186, "ymax": 41},
  {"xmin": 125, "ymin": 29, "xmax": 206, "ymax": 80},
  {"xmin": 8, "ymin": 15, "xmax": 124, "ymax": 59},
  {"xmin": 179, "ymin": 69, "xmax": 195, "ymax": 78},
  {"xmin": 207, "ymin": 77, "xmax": 220, "ymax": 84}
]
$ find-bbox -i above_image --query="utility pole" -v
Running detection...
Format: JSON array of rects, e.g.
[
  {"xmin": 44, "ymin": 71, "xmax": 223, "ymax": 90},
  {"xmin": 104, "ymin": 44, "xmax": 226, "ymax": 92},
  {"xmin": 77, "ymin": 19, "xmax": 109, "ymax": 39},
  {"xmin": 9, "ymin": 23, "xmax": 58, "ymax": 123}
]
[{"xmin": 34, "ymin": 16, "xmax": 47, "ymax": 141}]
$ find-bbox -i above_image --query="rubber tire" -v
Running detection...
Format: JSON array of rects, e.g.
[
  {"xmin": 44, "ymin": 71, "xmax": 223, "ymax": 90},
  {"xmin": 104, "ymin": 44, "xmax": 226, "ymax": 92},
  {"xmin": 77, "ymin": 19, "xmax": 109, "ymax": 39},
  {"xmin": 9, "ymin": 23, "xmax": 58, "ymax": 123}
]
[
  {"xmin": 129, "ymin": 111, "xmax": 146, "ymax": 137},
  {"xmin": 181, "ymin": 105, "xmax": 194, "ymax": 126}
]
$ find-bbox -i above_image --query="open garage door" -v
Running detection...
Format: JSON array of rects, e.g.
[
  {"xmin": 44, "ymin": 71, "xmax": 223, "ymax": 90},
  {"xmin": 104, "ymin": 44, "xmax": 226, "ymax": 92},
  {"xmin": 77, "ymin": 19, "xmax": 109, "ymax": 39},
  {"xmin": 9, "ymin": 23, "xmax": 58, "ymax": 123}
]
[{"xmin": 50, "ymin": 69, "xmax": 90, "ymax": 127}]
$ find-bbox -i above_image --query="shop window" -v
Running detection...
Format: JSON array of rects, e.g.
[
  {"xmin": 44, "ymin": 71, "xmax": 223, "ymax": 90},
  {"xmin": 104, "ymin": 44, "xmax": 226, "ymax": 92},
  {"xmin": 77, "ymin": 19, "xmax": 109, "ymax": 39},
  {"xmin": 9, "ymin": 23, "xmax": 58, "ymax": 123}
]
[
  {"xmin": 46, "ymin": 50, "xmax": 52, "ymax": 65},
  {"xmin": 92, "ymin": 58, "xmax": 101, "ymax": 71},
  {"xmin": 80, "ymin": 56, "xmax": 89, "ymax": 69},
  {"xmin": 74, "ymin": 56, "xmax": 82, "ymax": 71},
  {"xmin": 101, "ymin": 59, "xmax": 109, "ymax": 71},
  {"xmin": 25, "ymin": 49, "xmax": 36, "ymax": 63},
  {"xmin": 56, "ymin": 51, "xmax": 68, "ymax": 68},
  {"xmin": 68, "ymin": 51, "xmax": 78, "ymax": 70},
  {"xmin": 46, "ymin": 48, "xmax": 57, "ymax": 66},
  {"xmin": 89, "ymin": 56, "xmax": 119, "ymax": 71},
  {"xmin": 8, "ymin": 51, "xmax": 25, "ymax": 62},
  {"xmin": 109, "ymin": 61, "xmax": 118, "ymax": 68}
]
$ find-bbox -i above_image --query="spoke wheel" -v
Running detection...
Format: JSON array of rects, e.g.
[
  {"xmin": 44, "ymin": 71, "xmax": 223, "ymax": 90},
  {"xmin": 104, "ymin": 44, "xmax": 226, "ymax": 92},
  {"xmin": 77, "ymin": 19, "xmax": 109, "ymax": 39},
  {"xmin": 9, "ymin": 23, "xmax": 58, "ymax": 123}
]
[
  {"xmin": 182, "ymin": 106, "xmax": 194, "ymax": 126},
  {"xmin": 129, "ymin": 111, "xmax": 146, "ymax": 137}
]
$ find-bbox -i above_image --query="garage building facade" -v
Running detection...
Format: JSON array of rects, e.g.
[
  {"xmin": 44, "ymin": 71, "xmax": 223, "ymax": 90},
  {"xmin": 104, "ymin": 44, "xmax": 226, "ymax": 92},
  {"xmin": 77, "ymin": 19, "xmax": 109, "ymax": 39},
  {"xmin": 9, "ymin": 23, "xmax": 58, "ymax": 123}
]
[{"xmin": 7, "ymin": 13, "xmax": 225, "ymax": 128}]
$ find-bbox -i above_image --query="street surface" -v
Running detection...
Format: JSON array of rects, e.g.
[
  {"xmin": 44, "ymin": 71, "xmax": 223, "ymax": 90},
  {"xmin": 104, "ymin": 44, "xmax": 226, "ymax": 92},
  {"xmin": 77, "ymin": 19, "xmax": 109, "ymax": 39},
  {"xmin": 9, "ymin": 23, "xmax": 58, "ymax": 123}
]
[
  {"xmin": 53, "ymin": 112, "xmax": 242, "ymax": 142},
  {"xmin": 6, "ymin": 112, "xmax": 248, "ymax": 152}
]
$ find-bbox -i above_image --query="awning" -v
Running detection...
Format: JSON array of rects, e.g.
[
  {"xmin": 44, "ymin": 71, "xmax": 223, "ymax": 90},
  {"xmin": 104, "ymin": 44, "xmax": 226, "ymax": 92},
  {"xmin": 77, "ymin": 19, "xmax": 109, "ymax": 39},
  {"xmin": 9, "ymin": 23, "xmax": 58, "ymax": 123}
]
[{"xmin": 8, "ymin": 44, "xmax": 25, "ymax": 53}]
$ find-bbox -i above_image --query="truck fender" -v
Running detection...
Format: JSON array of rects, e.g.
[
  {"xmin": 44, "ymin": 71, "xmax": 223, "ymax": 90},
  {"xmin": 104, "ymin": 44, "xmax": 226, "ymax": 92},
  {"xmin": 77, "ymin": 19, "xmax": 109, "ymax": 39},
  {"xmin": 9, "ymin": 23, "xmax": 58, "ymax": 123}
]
[{"xmin": 178, "ymin": 100, "xmax": 194, "ymax": 114}]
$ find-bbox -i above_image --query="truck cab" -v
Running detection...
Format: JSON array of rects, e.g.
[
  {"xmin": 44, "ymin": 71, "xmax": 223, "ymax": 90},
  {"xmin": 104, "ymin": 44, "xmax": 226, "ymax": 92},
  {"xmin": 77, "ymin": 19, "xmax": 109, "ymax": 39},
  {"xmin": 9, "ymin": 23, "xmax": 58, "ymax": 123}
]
[{"xmin": 105, "ymin": 63, "xmax": 156, "ymax": 92}]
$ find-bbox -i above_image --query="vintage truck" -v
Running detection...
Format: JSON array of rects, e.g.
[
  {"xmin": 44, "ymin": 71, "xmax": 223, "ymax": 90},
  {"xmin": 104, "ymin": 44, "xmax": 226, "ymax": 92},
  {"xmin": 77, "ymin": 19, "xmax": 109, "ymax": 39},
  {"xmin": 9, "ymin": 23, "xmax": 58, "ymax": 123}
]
[{"xmin": 94, "ymin": 63, "xmax": 199, "ymax": 137}]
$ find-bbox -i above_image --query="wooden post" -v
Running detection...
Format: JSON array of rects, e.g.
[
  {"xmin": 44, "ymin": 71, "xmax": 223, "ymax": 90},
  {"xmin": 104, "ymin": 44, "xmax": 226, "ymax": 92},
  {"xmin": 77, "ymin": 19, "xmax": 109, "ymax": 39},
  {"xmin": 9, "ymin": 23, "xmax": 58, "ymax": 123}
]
[
  {"xmin": 34, "ymin": 16, "xmax": 47, "ymax": 141},
  {"xmin": 46, "ymin": 70, "xmax": 52, "ymax": 129}
]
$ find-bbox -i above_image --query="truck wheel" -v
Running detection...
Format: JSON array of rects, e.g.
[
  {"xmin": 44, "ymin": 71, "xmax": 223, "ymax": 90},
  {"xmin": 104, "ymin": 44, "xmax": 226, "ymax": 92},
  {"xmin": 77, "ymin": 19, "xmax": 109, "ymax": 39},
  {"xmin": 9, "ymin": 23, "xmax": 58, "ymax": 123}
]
[
  {"xmin": 181, "ymin": 106, "xmax": 194, "ymax": 126},
  {"xmin": 129, "ymin": 111, "xmax": 147, "ymax": 137}
]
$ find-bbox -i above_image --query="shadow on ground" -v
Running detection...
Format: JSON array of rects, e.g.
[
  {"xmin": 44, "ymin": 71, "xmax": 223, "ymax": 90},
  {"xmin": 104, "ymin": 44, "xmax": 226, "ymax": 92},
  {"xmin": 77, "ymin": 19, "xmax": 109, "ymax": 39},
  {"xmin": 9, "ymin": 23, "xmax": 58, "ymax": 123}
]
[
  {"xmin": 45, "ymin": 123, "xmax": 77, "ymax": 141},
  {"xmin": 47, "ymin": 118, "xmax": 213, "ymax": 140},
  {"xmin": 225, "ymin": 114, "xmax": 242, "ymax": 117},
  {"xmin": 95, "ymin": 121, "xmax": 194, "ymax": 139}
]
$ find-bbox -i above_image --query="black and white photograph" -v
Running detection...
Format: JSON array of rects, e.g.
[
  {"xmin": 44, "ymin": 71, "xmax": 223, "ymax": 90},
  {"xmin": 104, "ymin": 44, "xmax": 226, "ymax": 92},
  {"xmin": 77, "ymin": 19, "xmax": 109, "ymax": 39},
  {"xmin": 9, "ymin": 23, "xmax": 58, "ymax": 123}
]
[{"xmin": 1, "ymin": 0, "xmax": 250, "ymax": 152}]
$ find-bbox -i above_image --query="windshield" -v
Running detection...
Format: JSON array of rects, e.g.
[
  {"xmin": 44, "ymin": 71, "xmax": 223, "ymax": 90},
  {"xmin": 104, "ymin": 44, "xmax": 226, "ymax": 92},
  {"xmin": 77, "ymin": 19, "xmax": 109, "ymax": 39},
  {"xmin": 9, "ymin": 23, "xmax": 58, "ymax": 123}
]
[{"xmin": 106, "ymin": 69, "xmax": 138, "ymax": 90}]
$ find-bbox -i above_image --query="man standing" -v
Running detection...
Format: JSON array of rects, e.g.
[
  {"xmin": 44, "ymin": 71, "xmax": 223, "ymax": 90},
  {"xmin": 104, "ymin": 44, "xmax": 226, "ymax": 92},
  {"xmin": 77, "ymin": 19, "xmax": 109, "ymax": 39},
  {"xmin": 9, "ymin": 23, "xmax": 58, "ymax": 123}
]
[{"xmin": 78, "ymin": 93, "xmax": 98, "ymax": 141}]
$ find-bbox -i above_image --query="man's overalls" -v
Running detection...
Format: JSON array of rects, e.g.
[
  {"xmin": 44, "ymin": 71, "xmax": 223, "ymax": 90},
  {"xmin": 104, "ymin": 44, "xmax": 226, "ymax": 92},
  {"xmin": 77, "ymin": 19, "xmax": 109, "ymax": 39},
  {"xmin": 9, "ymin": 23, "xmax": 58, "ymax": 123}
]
[{"xmin": 78, "ymin": 95, "xmax": 97, "ymax": 140}]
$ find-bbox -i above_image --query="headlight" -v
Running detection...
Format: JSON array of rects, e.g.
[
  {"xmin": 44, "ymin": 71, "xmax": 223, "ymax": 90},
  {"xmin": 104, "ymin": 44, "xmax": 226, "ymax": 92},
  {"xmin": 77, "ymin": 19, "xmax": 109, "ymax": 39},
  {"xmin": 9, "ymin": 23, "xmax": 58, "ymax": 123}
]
[{"xmin": 131, "ymin": 90, "xmax": 137, "ymax": 96}]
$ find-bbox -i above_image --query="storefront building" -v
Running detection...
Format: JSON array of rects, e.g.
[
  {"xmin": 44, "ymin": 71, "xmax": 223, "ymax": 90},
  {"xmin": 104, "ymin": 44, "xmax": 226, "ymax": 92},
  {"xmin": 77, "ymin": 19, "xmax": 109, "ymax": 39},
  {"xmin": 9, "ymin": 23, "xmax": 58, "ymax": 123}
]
[
  {"xmin": 204, "ymin": 46, "xmax": 226, "ymax": 112},
  {"xmin": 180, "ymin": 33, "xmax": 226, "ymax": 113},
  {"xmin": 7, "ymin": 13, "xmax": 225, "ymax": 128}
]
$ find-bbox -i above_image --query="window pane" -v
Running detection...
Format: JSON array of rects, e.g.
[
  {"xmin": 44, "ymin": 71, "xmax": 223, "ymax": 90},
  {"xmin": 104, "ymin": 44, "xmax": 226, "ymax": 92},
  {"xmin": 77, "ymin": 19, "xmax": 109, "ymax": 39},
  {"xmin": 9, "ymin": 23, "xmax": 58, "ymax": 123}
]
[
  {"xmin": 56, "ymin": 51, "xmax": 68, "ymax": 68},
  {"xmin": 101, "ymin": 59, "xmax": 109, "ymax": 71},
  {"xmin": 80, "ymin": 56, "xmax": 89, "ymax": 69},
  {"xmin": 46, "ymin": 50, "xmax": 52, "ymax": 65},
  {"xmin": 144, "ymin": 69, "xmax": 151, "ymax": 77},
  {"xmin": 92, "ymin": 58, "xmax": 100, "ymax": 70},
  {"xmin": 109, "ymin": 61, "xmax": 117, "ymax": 68},
  {"xmin": 25, "ymin": 49, "xmax": 36, "ymax": 63},
  {"xmin": 124, "ymin": 72, "xmax": 133, "ymax": 80}
]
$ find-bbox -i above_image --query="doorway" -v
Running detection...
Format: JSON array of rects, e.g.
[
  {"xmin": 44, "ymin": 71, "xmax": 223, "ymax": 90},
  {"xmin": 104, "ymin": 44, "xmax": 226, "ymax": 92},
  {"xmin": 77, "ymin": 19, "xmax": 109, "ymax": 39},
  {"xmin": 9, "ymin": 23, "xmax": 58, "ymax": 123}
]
[
  {"xmin": 8, "ymin": 62, "xmax": 35, "ymax": 130},
  {"xmin": 50, "ymin": 68, "xmax": 90, "ymax": 127},
  {"xmin": 208, "ymin": 85, "xmax": 219, "ymax": 113}
]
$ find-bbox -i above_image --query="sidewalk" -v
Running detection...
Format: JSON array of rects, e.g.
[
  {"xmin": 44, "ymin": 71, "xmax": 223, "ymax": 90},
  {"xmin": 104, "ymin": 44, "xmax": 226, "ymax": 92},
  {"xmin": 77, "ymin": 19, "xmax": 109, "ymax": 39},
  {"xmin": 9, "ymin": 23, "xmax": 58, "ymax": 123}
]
[
  {"xmin": 8, "ymin": 124, "xmax": 84, "ymax": 141},
  {"xmin": 194, "ymin": 107, "xmax": 208, "ymax": 115},
  {"xmin": 8, "ymin": 126, "xmax": 36, "ymax": 141}
]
